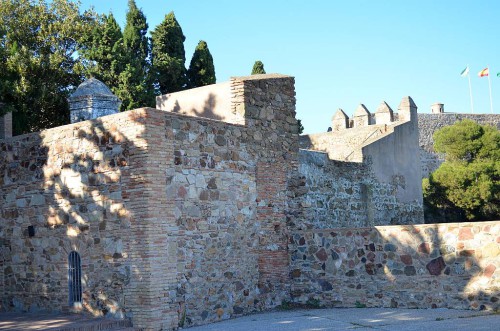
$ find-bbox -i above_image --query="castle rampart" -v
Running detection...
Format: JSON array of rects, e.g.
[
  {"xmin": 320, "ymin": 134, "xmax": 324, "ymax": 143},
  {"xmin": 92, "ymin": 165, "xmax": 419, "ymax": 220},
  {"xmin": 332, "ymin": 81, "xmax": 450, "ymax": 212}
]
[
  {"xmin": 0, "ymin": 74, "xmax": 299, "ymax": 329},
  {"xmin": 297, "ymin": 97, "xmax": 423, "ymax": 225},
  {"xmin": 1, "ymin": 76, "xmax": 497, "ymax": 330}
]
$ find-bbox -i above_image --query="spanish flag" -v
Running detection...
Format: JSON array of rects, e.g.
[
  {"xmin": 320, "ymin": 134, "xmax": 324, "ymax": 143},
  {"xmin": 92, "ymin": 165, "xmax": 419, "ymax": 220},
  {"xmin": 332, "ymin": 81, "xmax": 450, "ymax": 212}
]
[{"xmin": 478, "ymin": 67, "xmax": 489, "ymax": 77}]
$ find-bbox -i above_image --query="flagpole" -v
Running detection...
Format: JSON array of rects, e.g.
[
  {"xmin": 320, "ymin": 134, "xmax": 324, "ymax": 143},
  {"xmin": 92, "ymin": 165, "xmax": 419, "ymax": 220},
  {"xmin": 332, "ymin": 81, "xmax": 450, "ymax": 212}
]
[
  {"xmin": 488, "ymin": 66, "xmax": 493, "ymax": 113},
  {"xmin": 467, "ymin": 70, "xmax": 474, "ymax": 113}
]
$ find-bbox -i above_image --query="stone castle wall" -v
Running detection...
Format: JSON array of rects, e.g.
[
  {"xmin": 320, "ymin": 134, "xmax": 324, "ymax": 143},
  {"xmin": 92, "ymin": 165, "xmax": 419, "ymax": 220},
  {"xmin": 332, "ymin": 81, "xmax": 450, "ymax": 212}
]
[
  {"xmin": 300, "ymin": 124, "xmax": 393, "ymax": 162},
  {"xmin": 296, "ymin": 98, "xmax": 423, "ymax": 227},
  {"xmin": 166, "ymin": 74, "xmax": 298, "ymax": 327},
  {"xmin": 418, "ymin": 113, "xmax": 500, "ymax": 177},
  {"xmin": 290, "ymin": 221, "xmax": 499, "ymax": 310},
  {"xmin": 0, "ymin": 109, "xmax": 179, "ymax": 329},
  {"xmin": 289, "ymin": 149, "xmax": 422, "ymax": 230},
  {"xmin": 0, "ymin": 74, "xmax": 298, "ymax": 330},
  {"xmin": 2, "ymin": 74, "xmax": 498, "ymax": 331}
]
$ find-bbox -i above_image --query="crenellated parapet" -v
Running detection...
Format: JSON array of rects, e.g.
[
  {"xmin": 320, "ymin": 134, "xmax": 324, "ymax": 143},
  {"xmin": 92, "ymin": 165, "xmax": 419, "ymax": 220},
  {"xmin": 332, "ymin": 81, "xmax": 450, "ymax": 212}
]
[{"xmin": 330, "ymin": 97, "xmax": 416, "ymax": 132}]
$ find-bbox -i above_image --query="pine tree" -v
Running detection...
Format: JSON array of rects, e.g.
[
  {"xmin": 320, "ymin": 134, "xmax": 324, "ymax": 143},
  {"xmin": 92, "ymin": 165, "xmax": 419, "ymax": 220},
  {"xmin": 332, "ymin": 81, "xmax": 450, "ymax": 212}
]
[
  {"xmin": 151, "ymin": 11, "xmax": 187, "ymax": 94},
  {"xmin": 251, "ymin": 60, "xmax": 266, "ymax": 75},
  {"xmin": 187, "ymin": 40, "xmax": 216, "ymax": 88},
  {"xmin": 423, "ymin": 120, "xmax": 500, "ymax": 221},
  {"xmin": 117, "ymin": 0, "xmax": 154, "ymax": 110}
]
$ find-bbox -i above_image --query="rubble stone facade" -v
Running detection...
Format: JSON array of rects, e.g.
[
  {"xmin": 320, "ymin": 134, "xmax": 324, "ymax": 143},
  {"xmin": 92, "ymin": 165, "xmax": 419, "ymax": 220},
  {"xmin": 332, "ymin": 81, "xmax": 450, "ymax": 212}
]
[
  {"xmin": 290, "ymin": 221, "xmax": 499, "ymax": 311},
  {"xmin": 1, "ymin": 75, "xmax": 498, "ymax": 330}
]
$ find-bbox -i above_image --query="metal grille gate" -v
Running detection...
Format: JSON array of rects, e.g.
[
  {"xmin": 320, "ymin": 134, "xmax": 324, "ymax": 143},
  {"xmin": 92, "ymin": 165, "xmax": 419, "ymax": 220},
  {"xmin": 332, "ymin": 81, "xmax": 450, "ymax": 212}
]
[{"xmin": 68, "ymin": 251, "xmax": 82, "ymax": 305}]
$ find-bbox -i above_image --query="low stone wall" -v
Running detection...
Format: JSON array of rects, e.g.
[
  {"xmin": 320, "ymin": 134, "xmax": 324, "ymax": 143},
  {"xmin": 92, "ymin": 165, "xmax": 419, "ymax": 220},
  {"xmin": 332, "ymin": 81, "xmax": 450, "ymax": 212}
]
[
  {"xmin": 418, "ymin": 113, "xmax": 500, "ymax": 178},
  {"xmin": 290, "ymin": 221, "xmax": 499, "ymax": 311}
]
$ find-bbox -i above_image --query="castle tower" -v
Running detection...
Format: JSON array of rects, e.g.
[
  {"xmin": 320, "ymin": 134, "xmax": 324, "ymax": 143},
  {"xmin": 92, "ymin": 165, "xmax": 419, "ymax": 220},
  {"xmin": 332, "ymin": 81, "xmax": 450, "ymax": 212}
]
[
  {"xmin": 68, "ymin": 78, "xmax": 121, "ymax": 123},
  {"xmin": 431, "ymin": 102, "xmax": 444, "ymax": 114},
  {"xmin": 375, "ymin": 101, "xmax": 394, "ymax": 124},
  {"xmin": 352, "ymin": 104, "xmax": 371, "ymax": 127},
  {"xmin": 331, "ymin": 108, "xmax": 350, "ymax": 131}
]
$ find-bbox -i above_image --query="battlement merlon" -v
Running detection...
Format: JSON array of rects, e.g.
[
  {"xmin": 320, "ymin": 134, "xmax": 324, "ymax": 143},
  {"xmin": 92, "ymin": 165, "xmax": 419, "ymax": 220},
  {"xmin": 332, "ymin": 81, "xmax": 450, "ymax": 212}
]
[{"xmin": 398, "ymin": 96, "xmax": 418, "ymax": 125}]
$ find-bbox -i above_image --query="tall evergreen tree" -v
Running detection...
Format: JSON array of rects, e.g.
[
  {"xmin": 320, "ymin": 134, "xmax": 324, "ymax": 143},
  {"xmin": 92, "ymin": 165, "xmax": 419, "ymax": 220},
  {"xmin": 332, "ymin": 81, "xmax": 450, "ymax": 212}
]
[
  {"xmin": 117, "ymin": 0, "xmax": 154, "ymax": 110},
  {"xmin": 123, "ymin": 0, "xmax": 149, "ymax": 61},
  {"xmin": 251, "ymin": 60, "xmax": 266, "ymax": 75},
  {"xmin": 83, "ymin": 13, "xmax": 126, "ymax": 91},
  {"xmin": 187, "ymin": 40, "xmax": 216, "ymax": 88},
  {"xmin": 151, "ymin": 11, "xmax": 187, "ymax": 94}
]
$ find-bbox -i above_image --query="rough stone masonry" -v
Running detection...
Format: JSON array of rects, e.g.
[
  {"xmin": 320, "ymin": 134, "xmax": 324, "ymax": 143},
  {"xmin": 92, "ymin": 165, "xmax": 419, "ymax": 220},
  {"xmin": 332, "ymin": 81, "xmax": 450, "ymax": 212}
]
[{"xmin": 0, "ymin": 74, "xmax": 498, "ymax": 331}]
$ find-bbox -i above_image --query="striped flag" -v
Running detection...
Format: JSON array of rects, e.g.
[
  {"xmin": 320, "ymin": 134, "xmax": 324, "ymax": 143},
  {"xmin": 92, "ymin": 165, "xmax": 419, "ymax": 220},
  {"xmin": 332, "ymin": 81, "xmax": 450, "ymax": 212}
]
[
  {"xmin": 478, "ymin": 67, "xmax": 489, "ymax": 77},
  {"xmin": 460, "ymin": 66, "xmax": 470, "ymax": 77}
]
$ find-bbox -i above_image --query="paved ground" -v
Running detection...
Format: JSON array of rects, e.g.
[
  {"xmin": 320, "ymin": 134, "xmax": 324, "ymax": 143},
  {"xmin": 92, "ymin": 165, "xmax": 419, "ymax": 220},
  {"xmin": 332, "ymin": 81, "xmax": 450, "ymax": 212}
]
[
  {"xmin": 185, "ymin": 308, "xmax": 499, "ymax": 331},
  {"xmin": 0, "ymin": 311, "xmax": 132, "ymax": 331},
  {"xmin": 0, "ymin": 308, "xmax": 498, "ymax": 330}
]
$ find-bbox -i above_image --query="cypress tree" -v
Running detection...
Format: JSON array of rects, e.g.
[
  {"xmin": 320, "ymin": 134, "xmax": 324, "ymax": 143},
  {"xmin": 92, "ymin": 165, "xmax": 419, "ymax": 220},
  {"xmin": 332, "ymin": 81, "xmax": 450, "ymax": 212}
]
[
  {"xmin": 251, "ymin": 60, "xmax": 266, "ymax": 75},
  {"xmin": 151, "ymin": 11, "xmax": 187, "ymax": 94},
  {"xmin": 117, "ymin": 0, "xmax": 154, "ymax": 110},
  {"xmin": 187, "ymin": 40, "xmax": 216, "ymax": 88},
  {"xmin": 84, "ymin": 13, "xmax": 126, "ymax": 91},
  {"xmin": 123, "ymin": 0, "xmax": 148, "ymax": 61}
]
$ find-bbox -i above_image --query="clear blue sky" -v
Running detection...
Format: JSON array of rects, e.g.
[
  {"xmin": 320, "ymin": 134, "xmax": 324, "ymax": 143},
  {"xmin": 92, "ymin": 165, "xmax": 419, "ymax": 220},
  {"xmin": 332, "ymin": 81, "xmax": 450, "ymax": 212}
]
[{"xmin": 80, "ymin": 0, "xmax": 500, "ymax": 133}]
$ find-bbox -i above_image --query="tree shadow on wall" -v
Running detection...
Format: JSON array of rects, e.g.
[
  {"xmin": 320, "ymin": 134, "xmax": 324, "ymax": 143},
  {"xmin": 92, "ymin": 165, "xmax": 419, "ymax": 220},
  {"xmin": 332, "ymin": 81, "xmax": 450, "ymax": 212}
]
[
  {"xmin": 169, "ymin": 93, "xmax": 224, "ymax": 121},
  {"xmin": 0, "ymin": 112, "xmax": 150, "ymax": 319},
  {"xmin": 290, "ymin": 222, "xmax": 498, "ymax": 311}
]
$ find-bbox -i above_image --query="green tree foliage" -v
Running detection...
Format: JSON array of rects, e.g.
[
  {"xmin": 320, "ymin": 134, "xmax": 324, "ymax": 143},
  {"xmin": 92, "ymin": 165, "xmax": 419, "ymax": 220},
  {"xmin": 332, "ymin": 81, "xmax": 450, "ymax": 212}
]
[
  {"xmin": 297, "ymin": 119, "xmax": 304, "ymax": 134},
  {"xmin": 0, "ymin": 0, "xmax": 98, "ymax": 134},
  {"xmin": 423, "ymin": 119, "xmax": 500, "ymax": 221},
  {"xmin": 151, "ymin": 11, "xmax": 187, "ymax": 94},
  {"xmin": 117, "ymin": 0, "xmax": 155, "ymax": 110},
  {"xmin": 187, "ymin": 40, "xmax": 216, "ymax": 88},
  {"xmin": 251, "ymin": 60, "xmax": 266, "ymax": 75},
  {"xmin": 83, "ymin": 13, "xmax": 127, "ymax": 93},
  {"xmin": 0, "ymin": 26, "xmax": 16, "ymax": 115}
]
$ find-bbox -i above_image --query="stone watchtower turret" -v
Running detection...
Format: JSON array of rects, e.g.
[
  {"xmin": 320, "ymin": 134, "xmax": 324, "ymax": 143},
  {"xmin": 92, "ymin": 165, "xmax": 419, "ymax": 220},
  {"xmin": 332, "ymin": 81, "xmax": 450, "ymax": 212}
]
[{"xmin": 68, "ymin": 78, "xmax": 121, "ymax": 123}]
